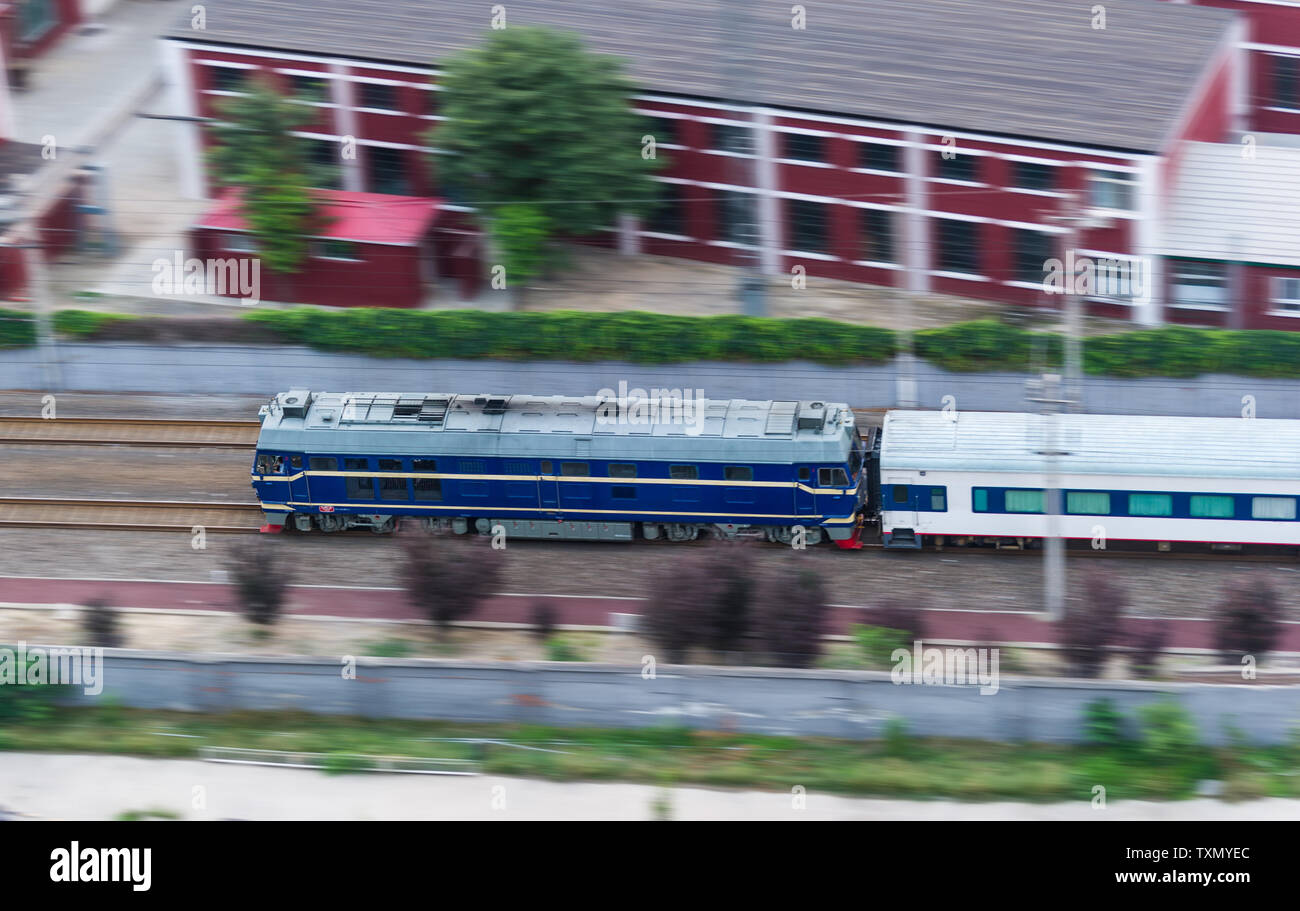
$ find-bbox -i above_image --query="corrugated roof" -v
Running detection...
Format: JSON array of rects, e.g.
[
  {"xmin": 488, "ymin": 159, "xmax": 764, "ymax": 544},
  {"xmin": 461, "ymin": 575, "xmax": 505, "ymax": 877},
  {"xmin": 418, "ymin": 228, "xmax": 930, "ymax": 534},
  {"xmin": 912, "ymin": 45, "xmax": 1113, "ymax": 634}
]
[
  {"xmin": 1163, "ymin": 141, "xmax": 1300, "ymax": 267},
  {"xmin": 880, "ymin": 410, "xmax": 1300, "ymax": 480},
  {"xmin": 196, "ymin": 188, "xmax": 441, "ymax": 245},
  {"xmin": 165, "ymin": 0, "xmax": 1235, "ymax": 152}
]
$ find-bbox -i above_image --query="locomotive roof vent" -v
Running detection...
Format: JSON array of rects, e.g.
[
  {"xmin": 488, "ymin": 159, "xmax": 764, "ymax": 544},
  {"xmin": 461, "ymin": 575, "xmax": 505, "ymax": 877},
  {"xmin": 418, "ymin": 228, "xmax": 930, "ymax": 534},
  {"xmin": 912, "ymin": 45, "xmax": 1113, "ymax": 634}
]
[
  {"xmin": 279, "ymin": 389, "xmax": 313, "ymax": 418},
  {"xmin": 797, "ymin": 401, "xmax": 826, "ymax": 432}
]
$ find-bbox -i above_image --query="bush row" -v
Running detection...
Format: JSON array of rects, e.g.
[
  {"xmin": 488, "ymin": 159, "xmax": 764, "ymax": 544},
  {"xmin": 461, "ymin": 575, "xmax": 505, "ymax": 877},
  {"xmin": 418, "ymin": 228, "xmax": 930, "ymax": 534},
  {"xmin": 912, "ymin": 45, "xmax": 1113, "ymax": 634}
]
[{"xmin": 33, "ymin": 308, "xmax": 1300, "ymax": 378}]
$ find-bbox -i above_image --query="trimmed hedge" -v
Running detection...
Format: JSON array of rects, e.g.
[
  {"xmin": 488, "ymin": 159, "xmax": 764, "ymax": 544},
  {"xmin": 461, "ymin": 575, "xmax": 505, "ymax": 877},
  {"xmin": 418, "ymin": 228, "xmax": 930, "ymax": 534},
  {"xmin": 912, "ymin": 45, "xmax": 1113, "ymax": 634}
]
[
  {"xmin": 0, "ymin": 308, "xmax": 36, "ymax": 348},
  {"xmin": 242, "ymin": 308, "xmax": 900, "ymax": 365},
  {"xmin": 28, "ymin": 307, "xmax": 1300, "ymax": 379}
]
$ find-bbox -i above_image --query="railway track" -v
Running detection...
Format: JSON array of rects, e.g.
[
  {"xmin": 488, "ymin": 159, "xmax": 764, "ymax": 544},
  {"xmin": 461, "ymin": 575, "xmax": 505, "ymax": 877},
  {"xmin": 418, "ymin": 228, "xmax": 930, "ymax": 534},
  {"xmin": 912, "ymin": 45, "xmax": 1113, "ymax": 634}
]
[
  {"xmin": 0, "ymin": 497, "xmax": 263, "ymax": 533},
  {"xmin": 0, "ymin": 417, "xmax": 261, "ymax": 449}
]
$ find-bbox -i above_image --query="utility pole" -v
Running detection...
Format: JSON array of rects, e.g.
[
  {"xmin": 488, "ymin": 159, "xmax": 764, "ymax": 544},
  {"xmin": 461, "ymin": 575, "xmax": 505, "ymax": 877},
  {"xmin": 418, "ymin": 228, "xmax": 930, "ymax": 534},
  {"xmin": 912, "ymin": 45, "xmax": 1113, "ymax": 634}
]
[
  {"xmin": 1026, "ymin": 372, "xmax": 1071, "ymax": 622},
  {"xmin": 1042, "ymin": 191, "xmax": 1086, "ymax": 411},
  {"xmin": 720, "ymin": 0, "xmax": 766, "ymax": 317},
  {"xmin": 893, "ymin": 287, "xmax": 917, "ymax": 408}
]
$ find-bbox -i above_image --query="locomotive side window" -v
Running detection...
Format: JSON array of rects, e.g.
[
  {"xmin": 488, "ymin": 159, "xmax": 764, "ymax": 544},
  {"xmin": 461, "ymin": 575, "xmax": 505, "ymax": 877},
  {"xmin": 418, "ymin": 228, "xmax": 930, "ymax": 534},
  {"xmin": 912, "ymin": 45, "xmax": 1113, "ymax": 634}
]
[
  {"xmin": 541, "ymin": 461, "xmax": 554, "ymax": 475},
  {"xmin": 346, "ymin": 476, "xmax": 375, "ymax": 500},
  {"xmin": 609, "ymin": 463, "xmax": 637, "ymax": 478},
  {"xmin": 290, "ymin": 455, "xmax": 302, "ymax": 469},
  {"xmin": 255, "ymin": 455, "xmax": 271, "ymax": 473},
  {"xmin": 798, "ymin": 467, "xmax": 810, "ymax": 482},
  {"xmin": 413, "ymin": 459, "xmax": 437, "ymax": 472},
  {"xmin": 309, "ymin": 457, "xmax": 337, "ymax": 471},
  {"xmin": 724, "ymin": 466, "xmax": 753, "ymax": 482},
  {"xmin": 379, "ymin": 477, "xmax": 408, "ymax": 500},
  {"xmin": 345, "ymin": 458, "xmax": 369, "ymax": 470},
  {"xmin": 891, "ymin": 485, "xmax": 909, "ymax": 505},
  {"xmin": 378, "ymin": 459, "xmax": 402, "ymax": 471},
  {"xmin": 819, "ymin": 468, "xmax": 849, "ymax": 487},
  {"xmin": 670, "ymin": 465, "xmax": 698, "ymax": 480},
  {"xmin": 414, "ymin": 478, "xmax": 443, "ymax": 501},
  {"xmin": 561, "ymin": 462, "xmax": 590, "ymax": 476}
]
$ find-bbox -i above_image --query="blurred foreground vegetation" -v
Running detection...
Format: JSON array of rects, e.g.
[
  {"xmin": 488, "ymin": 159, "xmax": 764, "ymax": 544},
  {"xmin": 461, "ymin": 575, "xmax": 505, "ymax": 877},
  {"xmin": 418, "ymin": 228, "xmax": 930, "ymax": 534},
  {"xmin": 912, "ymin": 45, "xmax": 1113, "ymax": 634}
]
[
  {"xmin": 1, "ymin": 701, "xmax": 1296, "ymax": 802},
  {"xmin": 36, "ymin": 308, "xmax": 1300, "ymax": 378}
]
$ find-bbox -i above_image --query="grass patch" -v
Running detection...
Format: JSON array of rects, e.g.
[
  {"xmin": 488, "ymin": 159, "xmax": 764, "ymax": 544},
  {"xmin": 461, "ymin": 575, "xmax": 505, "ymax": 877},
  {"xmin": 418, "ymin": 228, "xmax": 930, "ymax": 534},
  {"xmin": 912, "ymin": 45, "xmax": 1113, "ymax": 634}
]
[
  {"xmin": 5, "ymin": 705, "xmax": 1299, "ymax": 802},
  {"xmin": 115, "ymin": 807, "xmax": 182, "ymax": 821}
]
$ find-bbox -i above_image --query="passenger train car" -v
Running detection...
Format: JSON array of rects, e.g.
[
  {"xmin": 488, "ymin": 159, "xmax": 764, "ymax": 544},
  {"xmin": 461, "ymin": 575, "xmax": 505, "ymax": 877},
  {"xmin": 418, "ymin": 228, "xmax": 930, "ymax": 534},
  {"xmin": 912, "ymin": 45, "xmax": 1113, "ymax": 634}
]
[
  {"xmin": 251, "ymin": 390, "xmax": 870, "ymax": 546},
  {"xmin": 878, "ymin": 409, "xmax": 1300, "ymax": 550}
]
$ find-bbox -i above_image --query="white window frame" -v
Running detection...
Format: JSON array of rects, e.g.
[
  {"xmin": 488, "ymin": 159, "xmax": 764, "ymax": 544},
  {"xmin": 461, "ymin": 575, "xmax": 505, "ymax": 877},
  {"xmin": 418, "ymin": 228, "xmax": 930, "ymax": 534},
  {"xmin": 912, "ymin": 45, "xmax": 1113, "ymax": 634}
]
[
  {"xmin": 1269, "ymin": 275, "xmax": 1300, "ymax": 315},
  {"xmin": 1088, "ymin": 169, "xmax": 1136, "ymax": 212},
  {"xmin": 222, "ymin": 233, "xmax": 257, "ymax": 253},
  {"xmin": 1170, "ymin": 260, "xmax": 1228, "ymax": 310}
]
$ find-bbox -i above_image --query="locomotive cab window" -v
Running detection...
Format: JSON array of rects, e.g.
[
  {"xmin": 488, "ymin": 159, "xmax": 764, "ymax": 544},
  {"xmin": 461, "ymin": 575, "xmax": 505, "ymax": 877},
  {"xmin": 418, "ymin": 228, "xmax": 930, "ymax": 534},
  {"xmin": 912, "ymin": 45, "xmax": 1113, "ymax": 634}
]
[
  {"xmin": 290, "ymin": 455, "xmax": 302, "ymax": 469},
  {"xmin": 670, "ymin": 465, "xmax": 698, "ymax": 480},
  {"xmin": 724, "ymin": 466, "xmax": 753, "ymax": 482},
  {"xmin": 255, "ymin": 454, "xmax": 271, "ymax": 473},
  {"xmin": 798, "ymin": 467, "xmax": 811, "ymax": 482},
  {"xmin": 818, "ymin": 468, "xmax": 849, "ymax": 487}
]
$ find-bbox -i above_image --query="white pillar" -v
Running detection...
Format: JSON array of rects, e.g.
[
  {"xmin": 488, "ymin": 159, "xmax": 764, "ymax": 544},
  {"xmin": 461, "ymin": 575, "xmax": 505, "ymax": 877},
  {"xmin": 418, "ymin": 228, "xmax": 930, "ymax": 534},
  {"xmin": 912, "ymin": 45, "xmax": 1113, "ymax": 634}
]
[
  {"xmin": 617, "ymin": 213, "xmax": 640, "ymax": 255},
  {"xmin": 902, "ymin": 130, "xmax": 930, "ymax": 293},
  {"xmin": 160, "ymin": 39, "xmax": 205, "ymax": 199},
  {"xmin": 1134, "ymin": 156, "xmax": 1163, "ymax": 327},
  {"xmin": 753, "ymin": 108, "xmax": 781, "ymax": 276},
  {"xmin": 330, "ymin": 64, "xmax": 363, "ymax": 192}
]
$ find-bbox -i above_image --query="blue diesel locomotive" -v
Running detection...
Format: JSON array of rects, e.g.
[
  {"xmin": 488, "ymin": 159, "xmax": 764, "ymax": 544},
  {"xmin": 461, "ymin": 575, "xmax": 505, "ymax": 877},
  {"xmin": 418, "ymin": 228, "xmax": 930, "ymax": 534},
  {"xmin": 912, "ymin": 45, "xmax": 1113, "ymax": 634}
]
[{"xmin": 251, "ymin": 390, "xmax": 871, "ymax": 547}]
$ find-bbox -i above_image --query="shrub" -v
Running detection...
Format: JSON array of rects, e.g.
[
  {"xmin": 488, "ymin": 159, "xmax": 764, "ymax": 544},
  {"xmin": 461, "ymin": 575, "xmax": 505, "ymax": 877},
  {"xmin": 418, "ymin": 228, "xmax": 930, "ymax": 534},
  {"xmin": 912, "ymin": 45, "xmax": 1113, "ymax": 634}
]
[
  {"xmin": 701, "ymin": 541, "xmax": 756, "ymax": 655},
  {"xmin": 1214, "ymin": 577, "xmax": 1283, "ymax": 665},
  {"xmin": 52, "ymin": 309, "xmax": 136, "ymax": 339},
  {"xmin": 1126, "ymin": 621, "xmax": 1168, "ymax": 680},
  {"xmin": 81, "ymin": 598, "xmax": 124, "ymax": 649},
  {"xmin": 1082, "ymin": 699, "xmax": 1126, "ymax": 748},
  {"xmin": 642, "ymin": 551, "xmax": 725, "ymax": 664},
  {"xmin": 882, "ymin": 717, "xmax": 910, "ymax": 758},
  {"xmin": 865, "ymin": 599, "xmax": 929, "ymax": 643},
  {"xmin": 226, "ymin": 541, "xmax": 293, "ymax": 628},
  {"xmin": 752, "ymin": 569, "xmax": 830, "ymax": 668},
  {"xmin": 1059, "ymin": 573, "xmax": 1127, "ymax": 678},
  {"xmin": 0, "ymin": 308, "xmax": 36, "ymax": 348},
  {"xmin": 1137, "ymin": 700, "xmax": 1200, "ymax": 762},
  {"xmin": 399, "ymin": 527, "xmax": 504, "ymax": 640},
  {"xmin": 851, "ymin": 624, "xmax": 911, "ymax": 669},
  {"xmin": 544, "ymin": 636, "xmax": 583, "ymax": 662}
]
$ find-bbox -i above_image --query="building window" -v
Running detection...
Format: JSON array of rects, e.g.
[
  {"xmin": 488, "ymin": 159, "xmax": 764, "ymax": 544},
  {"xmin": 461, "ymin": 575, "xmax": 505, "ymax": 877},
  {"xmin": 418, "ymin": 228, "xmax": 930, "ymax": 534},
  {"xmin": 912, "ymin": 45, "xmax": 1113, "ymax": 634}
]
[
  {"xmin": 859, "ymin": 142, "xmax": 900, "ymax": 172},
  {"xmin": 1190, "ymin": 495, "xmax": 1234, "ymax": 518},
  {"xmin": 314, "ymin": 240, "xmax": 362, "ymax": 261},
  {"xmin": 209, "ymin": 66, "xmax": 248, "ymax": 93},
  {"xmin": 1128, "ymin": 493, "xmax": 1172, "ymax": 517},
  {"xmin": 1005, "ymin": 489, "xmax": 1044, "ymax": 513},
  {"xmin": 18, "ymin": 0, "xmax": 57, "ymax": 43},
  {"xmin": 1274, "ymin": 55, "xmax": 1300, "ymax": 109},
  {"xmin": 936, "ymin": 220, "xmax": 979, "ymax": 275},
  {"xmin": 787, "ymin": 199, "xmax": 829, "ymax": 254},
  {"xmin": 1171, "ymin": 260, "xmax": 1227, "ymax": 308},
  {"xmin": 1012, "ymin": 230, "xmax": 1054, "ymax": 283},
  {"xmin": 784, "ymin": 133, "xmax": 824, "ymax": 162},
  {"xmin": 366, "ymin": 146, "xmax": 410, "ymax": 195},
  {"xmin": 1013, "ymin": 161, "xmax": 1055, "ymax": 191},
  {"xmin": 308, "ymin": 139, "xmax": 344, "ymax": 190},
  {"xmin": 716, "ymin": 190, "xmax": 758, "ymax": 245},
  {"xmin": 934, "ymin": 152, "xmax": 978, "ymax": 183},
  {"xmin": 222, "ymin": 233, "xmax": 257, "ymax": 253},
  {"xmin": 1066, "ymin": 491, "xmax": 1111, "ymax": 515},
  {"xmin": 647, "ymin": 184, "xmax": 687, "ymax": 237},
  {"xmin": 646, "ymin": 116, "xmax": 678, "ymax": 145},
  {"xmin": 290, "ymin": 74, "xmax": 330, "ymax": 103},
  {"xmin": 860, "ymin": 210, "xmax": 895, "ymax": 263},
  {"xmin": 1252, "ymin": 496, "xmax": 1296, "ymax": 520},
  {"xmin": 712, "ymin": 123, "xmax": 754, "ymax": 155},
  {"xmin": 1271, "ymin": 276, "xmax": 1300, "ymax": 312},
  {"xmin": 669, "ymin": 465, "xmax": 698, "ymax": 480},
  {"xmin": 1089, "ymin": 169, "xmax": 1135, "ymax": 211},
  {"xmin": 358, "ymin": 81, "xmax": 399, "ymax": 111}
]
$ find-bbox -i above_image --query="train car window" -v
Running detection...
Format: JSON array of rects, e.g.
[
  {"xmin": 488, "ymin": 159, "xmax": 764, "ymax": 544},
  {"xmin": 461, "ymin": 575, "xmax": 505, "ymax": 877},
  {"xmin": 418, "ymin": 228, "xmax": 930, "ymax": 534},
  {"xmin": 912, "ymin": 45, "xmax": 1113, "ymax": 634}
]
[
  {"xmin": 541, "ymin": 461, "xmax": 554, "ymax": 475},
  {"xmin": 930, "ymin": 487, "xmax": 946, "ymax": 511},
  {"xmin": 413, "ymin": 478, "xmax": 442, "ymax": 501},
  {"xmin": 346, "ymin": 476, "xmax": 375, "ymax": 500},
  {"xmin": 670, "ymin": 465, "xmax": 698, "ymax": 480},
  {"xmin": 378, "ymin": 459, "xmax": 402, "ymax": 471},
  {"xmin": 798, "ymin": 467, "xmax": 810, "ymax": 482},
  {"xmin": 561, "ymin": 462, "xmax": 590, "ymax": 476},
  {"xmin": 891, "ymin": 485, "xmax": 909, "ymax": 505},
  {"xmin": 972, "ymin": 488, "xmax": 989, "ymax": 512},
  {"xmin": 309, "ymin": 457, "xmax": 337, "ymax": 471},
  {"xmin": 290, "ymin": 455, "xmax": 303, "ymax": 470},
  {"xmin": 819, "ymin": 468, "xmax": 849, "ymax": 487},
  {"xmin": 1128, "ymin": 493, "xmax": 1172, "ymax": 517},
  {"xmin": 611, "ymin": 486, "xmax": 636, "ymax": 499},
  {"xmin": 609, "ymin": 463, "xmax": 637, "ymax": 478},
  {"xmin": 1252, "ymin": 496, "xmax": 1296, "ymax": 520},
  {"xmin": 1005, "ymin": 489, "xmax": 1044, "ymax": 513},
  {"xmin": 724, "ymin": 466, "xmax": 753, "ymax": 482},
  {"xmin": 344, "ymin": 458, "xmax": 369, "ymax": 471},
  {"xmin": 379, "ymin": 477, "xmax": 408, "ymax": 500},
  {"xmin": 1190, "ymin": 495, "xmax": 1234, "ymax": 518},
  {"xmin": 1066, "ymin": 491, "xmax": 1110, "ymax": 515},
  {"xmin": 413, "ymin": 459, "xmax": 437, "ymax": 472},
  {"xmin": 460, "ymin": 460, "xmax": 486, "ymax": 474},
  {"xmin": 255, "ymin": 455, "xmax": 271, "ymax": 473}
]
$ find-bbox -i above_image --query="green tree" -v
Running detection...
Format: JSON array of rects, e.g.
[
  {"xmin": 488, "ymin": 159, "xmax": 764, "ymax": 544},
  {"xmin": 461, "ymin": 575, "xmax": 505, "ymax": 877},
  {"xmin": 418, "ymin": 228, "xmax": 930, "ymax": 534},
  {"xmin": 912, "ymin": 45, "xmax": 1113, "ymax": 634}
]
[
  {"xmin": 490, "ymin": 203, "xmax": 551, "ymax": 294},
  {"xmin": 207, "ymin": 76, "xmax": 330, "ymax": 274},
  {"xmin": 429, "ymin": 27, "xmax": 662, "ymax": 267}
]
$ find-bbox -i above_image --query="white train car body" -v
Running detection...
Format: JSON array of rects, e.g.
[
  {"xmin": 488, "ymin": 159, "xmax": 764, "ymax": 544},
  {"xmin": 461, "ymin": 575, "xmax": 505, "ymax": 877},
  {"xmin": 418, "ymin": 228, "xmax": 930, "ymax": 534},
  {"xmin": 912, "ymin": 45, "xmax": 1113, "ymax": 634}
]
[{"xmin": 877, "ymin": 410, "xmax": 1300, "ymax": 549}]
